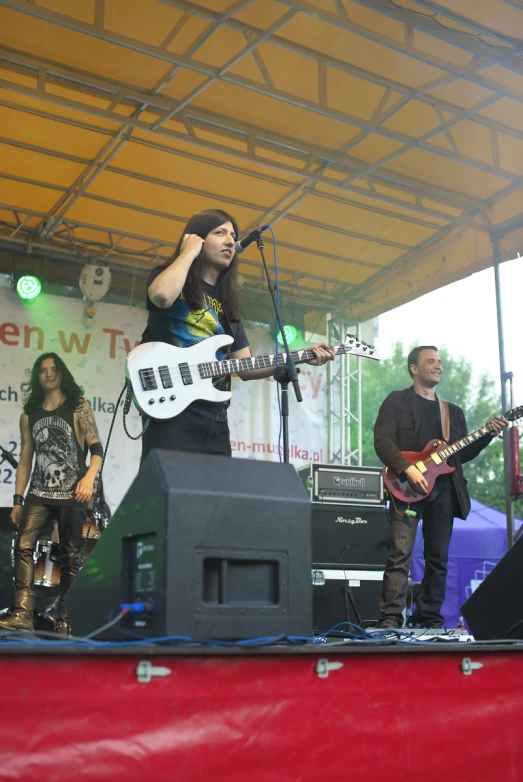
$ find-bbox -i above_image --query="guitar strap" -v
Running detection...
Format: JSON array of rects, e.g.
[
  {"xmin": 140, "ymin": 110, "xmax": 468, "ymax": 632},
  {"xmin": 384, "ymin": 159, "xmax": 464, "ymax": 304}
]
[{"xmin": 439, "ymin": 398, "xmax": 450, "ymax": 443}]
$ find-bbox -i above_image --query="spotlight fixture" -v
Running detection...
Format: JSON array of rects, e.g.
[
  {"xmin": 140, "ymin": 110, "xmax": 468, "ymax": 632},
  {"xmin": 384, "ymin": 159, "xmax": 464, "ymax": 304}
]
[
  {"xmin": 277, "ymin": 324, "xmax": 298, "ymax": 346},
  {"xmin": 16, "ymin": 275, "xmax": 41, "ymax": 300}
]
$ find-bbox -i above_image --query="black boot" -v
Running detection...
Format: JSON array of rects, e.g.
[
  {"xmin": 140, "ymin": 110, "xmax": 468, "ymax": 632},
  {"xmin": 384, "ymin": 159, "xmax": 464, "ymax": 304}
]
[
  {"xmin": 0, "ymin": 589, "xmax": 35, "ymax": 631},
  {"xmin": 54, "ymin": 593, "xmax": 73, "ymax": 636}
]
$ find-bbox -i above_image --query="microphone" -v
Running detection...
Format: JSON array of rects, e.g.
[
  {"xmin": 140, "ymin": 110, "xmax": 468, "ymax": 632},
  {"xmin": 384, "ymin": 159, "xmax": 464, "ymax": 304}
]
[
  {"xmin": 234, "ymin": 224, "xmax": 270, "ymax": 254},
  {"xmin": 0, "ymin": 446, "xmax": 18, "ymax": 469}
]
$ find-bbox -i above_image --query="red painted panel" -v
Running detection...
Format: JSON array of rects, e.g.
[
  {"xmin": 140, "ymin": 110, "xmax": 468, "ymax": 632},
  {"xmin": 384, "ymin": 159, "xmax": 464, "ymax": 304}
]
[{"xmin": 0, "ymin": 651, "xmax": 522, "ymax": 781}]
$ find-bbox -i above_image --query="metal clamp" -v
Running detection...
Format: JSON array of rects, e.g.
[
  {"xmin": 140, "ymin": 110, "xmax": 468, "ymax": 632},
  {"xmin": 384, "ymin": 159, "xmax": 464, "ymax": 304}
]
[
  {"xmin": 461, "ymin": 657, "xmax": 484, "ymax": 676},
  {"xmin": 315, "ymin": 658, "xmax": 343, "ymax": 678},
  {"xmin": 135, "ymin": 660, "xmax": 172, "ymax": 683}
]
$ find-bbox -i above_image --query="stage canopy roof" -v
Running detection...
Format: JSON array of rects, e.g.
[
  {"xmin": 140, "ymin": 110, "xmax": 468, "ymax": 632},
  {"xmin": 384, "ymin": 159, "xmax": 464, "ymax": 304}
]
[{"xmin": 1, "ymin": 0, "xmax": 523, "ymax": 321}]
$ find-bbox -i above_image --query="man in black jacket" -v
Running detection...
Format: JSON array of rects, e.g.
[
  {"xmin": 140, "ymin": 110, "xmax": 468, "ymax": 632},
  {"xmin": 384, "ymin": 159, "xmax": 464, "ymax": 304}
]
[{"xmin": 374, "ymin": 346, "xmax": 507, "ymax": 628}]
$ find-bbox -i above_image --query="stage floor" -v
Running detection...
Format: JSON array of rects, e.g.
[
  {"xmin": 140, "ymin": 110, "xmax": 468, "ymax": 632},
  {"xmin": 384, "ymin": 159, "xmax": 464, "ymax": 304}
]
[{"xmin": 1, "ymin": 639, "xmax": 522, "ymax": 782}]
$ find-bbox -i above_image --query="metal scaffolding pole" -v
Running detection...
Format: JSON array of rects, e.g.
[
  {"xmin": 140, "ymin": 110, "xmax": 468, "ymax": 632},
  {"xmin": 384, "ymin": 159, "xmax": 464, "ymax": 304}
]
[
  {"xmin": 491, "ymin": 233, "xmax": 515, "ymax": 549},
  {"xmin": 327, "ymin": 316, "xmax": 362, "ymax": 465}
]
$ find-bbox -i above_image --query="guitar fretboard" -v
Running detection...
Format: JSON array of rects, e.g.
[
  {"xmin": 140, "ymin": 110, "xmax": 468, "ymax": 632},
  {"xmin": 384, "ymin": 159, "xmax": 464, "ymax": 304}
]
[
  {"xmin": 438, "ymin": 423, "xmax": 495, "ymax": 460},
  {"xmin": 429, "ymin": 405, "xmax": 522, "ymax": 462},
  {"xmin": 198, "ymin": 340, "xmax": 374, "ymax": 379}
]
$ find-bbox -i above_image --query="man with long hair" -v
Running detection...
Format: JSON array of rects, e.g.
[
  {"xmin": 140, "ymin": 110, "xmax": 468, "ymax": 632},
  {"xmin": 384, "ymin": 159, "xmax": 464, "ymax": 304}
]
[
  {"xmin": 141, "ymin": 208, "xmax": 333, "ymax": 460},
  {"xmin": 0, "ymin": 353, "xmax": 103, "ymax": 633}
]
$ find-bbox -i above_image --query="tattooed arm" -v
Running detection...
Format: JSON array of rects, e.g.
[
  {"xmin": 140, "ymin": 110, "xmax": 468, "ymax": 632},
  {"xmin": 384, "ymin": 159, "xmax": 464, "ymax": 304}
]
[
  {"xmin": 10, "ymin": 414, "xmax": 34, "ymax": 525},
  {"xmin": 75, "ymin": 399, "xmax": 103, "ymax": 502}
]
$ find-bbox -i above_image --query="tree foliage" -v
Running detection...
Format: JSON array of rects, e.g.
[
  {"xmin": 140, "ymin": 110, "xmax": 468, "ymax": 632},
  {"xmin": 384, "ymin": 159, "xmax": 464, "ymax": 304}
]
[{"xmin": 359, "ymin": 342, "xmax": 522, "ymax": 516}]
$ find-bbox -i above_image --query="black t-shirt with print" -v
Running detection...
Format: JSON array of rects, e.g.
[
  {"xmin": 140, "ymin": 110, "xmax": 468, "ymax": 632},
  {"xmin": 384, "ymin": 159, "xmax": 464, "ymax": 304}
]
[
  {"xmin": 142, "ymin": 266, "xmax": 250, "ymax": 421},
  {"xmin": 27, "ymin": 402, "xmax": 88, "ymax": 507}
]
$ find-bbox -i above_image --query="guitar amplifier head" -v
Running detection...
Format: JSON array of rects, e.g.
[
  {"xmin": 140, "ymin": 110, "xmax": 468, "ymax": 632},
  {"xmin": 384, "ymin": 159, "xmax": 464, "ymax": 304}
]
[{"xmin": 297, "ymin": 463, "xmax": 385, "ymax": 506}]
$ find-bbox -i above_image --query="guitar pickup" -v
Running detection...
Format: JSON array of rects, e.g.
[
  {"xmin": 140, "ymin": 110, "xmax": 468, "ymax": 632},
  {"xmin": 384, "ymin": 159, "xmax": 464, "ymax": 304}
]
[
  {"xmin": 430, "ymin": 453, "xmax": 443, "ymax": 465},
  {"xmin": 179, "ymin": 362, "xmax": 193, "ymax": 386},
  {"xmin": 139, "ymin": 368, "xmax": 157, "ymax": 391},
  {"xmin": 159, "ymin": 365, "xmax": 173, "ymax": 389},
  {"xmin": 415, "ymin": 461, "xmax": 427, "ymax": 474}
]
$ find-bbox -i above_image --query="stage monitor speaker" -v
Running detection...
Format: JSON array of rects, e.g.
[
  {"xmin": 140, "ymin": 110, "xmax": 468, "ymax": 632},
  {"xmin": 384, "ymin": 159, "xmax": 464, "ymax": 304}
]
[
  {"xmin": 67, "ymin": 450, "xmax": 312, "ymax": 640},
  {"xmin": 461, "ymin": 535, "xmax": 523, "ymax": 640},
  {"xmin": 312, "ymin": 503, "xmax": 389, "ymax": 567}
]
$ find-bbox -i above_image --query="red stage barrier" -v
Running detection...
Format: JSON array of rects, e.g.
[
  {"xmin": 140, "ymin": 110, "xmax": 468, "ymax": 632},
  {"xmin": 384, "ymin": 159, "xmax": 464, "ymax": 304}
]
[{"xmin": 0, "ymin": 649, "xmax": 522, "ymax": 781}]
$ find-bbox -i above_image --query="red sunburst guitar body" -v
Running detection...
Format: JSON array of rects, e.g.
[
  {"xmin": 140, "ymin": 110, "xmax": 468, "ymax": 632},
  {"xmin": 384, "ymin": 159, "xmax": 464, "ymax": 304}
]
[
  {"xmin": 383, "ymin": 439, "xmax": 454, "ymax": 504},
  {"xmin": 382, "ymin": 405, "xmax": 523, "ymax": 504}
]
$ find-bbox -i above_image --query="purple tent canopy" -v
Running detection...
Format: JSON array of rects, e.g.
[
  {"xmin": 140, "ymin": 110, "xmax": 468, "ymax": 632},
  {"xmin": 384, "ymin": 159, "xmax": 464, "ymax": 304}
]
[{"xmin": 411, "ymin": 498, "xmax": 522, "ymax": 628}]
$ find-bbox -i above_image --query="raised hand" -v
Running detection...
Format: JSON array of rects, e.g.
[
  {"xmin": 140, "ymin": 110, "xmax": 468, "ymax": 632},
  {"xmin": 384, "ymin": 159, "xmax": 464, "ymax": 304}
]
[{"xmin": 180, "ymin": 233, "xmax": 204, "ymax": 262}]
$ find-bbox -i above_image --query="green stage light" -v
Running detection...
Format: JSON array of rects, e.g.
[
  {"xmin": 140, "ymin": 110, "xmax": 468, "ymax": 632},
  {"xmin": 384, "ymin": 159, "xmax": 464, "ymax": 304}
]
[
  {"xmin": 277, "ymin": 324, "xmax": 298, "ymax": 346},
  {"xmin": 16, "ymin": 275, "xmax": 41, "ymax": 300}
]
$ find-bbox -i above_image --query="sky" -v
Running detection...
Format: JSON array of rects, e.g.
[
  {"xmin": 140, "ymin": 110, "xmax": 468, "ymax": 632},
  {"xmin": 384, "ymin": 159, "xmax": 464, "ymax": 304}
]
[{"xmin": 373, "ymin": 255, "xmax": 522, "ymax": 409}]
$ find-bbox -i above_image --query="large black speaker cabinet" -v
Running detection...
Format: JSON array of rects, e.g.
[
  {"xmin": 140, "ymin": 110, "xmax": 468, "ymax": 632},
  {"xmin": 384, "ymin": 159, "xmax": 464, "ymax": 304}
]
[
  {"xmin": 67, "ymin": 450, "xmax": 313, "ymax": 640},
  {"xmin": 312, "ymin": 503, "xmax": 389, "ymax": 567},
  {"xmin": 461, "ymin": 536, "xmax": 523, "ymax": 640}
]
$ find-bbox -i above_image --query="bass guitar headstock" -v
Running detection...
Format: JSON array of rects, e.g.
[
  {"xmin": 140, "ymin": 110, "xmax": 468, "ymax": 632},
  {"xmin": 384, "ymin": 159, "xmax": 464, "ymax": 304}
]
[{"xmin": 343, "ymin": 333, "xmax": 380, "ymax": 361}]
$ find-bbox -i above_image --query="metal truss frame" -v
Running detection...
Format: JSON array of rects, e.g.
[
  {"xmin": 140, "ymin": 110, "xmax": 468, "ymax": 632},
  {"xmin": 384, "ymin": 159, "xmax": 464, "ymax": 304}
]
[
  {"xmin": 0, "ymin": 204, "xmax": 342, "ymax": 310},
  {"xmin": 0, "ymin": 0, "xmax": 521, "ymax": 315},
  {"xmin": 327, "ymin": 315, "xmax": 363, "ymax": 465},
  {"xmin": 0, "ymin": 46, "xmax": 495, "ymax": 219},
  {"xmin": 3, "ymin": 0, "xmax": 523, "ymax": 199}
]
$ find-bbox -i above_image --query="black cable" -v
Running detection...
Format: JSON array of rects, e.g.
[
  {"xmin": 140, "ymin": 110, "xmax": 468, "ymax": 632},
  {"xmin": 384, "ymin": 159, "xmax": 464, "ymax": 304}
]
[
  {"xmin": 339, "ymin": 544, "xmax": 362, "ymax": 628},
  {"xmin": 72, "ymin": 382, "xmax": 128, "ymax": 579},
  {"xmin": 123, "ymin": 411, "xmax": 150, "ymax": 441},
  {"xmin": 121, "ymin": 378, "xmax": 150, "ymax": 441},
  {"xmin": 507, "ymin": 618, "xmax": 523, "ymax": 638}
]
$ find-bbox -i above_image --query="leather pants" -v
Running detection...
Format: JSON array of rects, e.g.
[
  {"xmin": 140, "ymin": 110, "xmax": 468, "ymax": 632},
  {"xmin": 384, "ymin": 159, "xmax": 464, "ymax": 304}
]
[{"xmin": 14, "ymin": 502, "xmax": 85, "ymax": 619}]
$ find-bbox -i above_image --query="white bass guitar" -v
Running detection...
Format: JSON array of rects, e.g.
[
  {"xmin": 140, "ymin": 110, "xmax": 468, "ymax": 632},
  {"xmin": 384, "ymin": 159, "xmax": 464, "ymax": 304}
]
[{"xmin": 126, "ymin": 333, "xmax": 380, "ymax": 420}]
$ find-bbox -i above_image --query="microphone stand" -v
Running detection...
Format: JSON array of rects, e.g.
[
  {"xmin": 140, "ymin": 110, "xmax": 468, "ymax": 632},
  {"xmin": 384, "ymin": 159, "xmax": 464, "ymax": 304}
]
[{"xmin": 256, "ymin": 234, "xmax": 302, "ymax": 464}]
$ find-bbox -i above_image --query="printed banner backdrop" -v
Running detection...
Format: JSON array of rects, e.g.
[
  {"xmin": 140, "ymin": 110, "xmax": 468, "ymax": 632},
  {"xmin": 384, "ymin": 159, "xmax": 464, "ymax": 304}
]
[{"xmin": 0, "ymin": 286, "xmax": 328, "ymax": 512}]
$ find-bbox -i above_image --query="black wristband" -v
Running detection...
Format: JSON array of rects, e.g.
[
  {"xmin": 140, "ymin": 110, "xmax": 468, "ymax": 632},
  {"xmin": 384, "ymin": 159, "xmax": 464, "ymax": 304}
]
[
  {"xmin": 13, "ymin": 494, "xmax": 24, "ymax": 506},
  {"xmin": 89, "ymin": 442, "xmax": 104, "ymax": 459}
]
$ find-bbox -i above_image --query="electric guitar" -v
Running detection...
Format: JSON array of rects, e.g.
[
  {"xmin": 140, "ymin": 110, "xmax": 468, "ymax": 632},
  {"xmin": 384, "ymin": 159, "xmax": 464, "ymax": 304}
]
[
  {"xmin": 383, "ymin": 405, "xmax": 523, "ymax": 503},
  {"xmin": 126, "ymin": 333, "xmax": 380, "ymax": 420}
]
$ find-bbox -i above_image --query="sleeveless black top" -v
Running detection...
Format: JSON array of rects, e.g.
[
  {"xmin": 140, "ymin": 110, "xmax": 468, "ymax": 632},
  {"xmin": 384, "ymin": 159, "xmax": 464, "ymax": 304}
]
[{"xmin": 27, "ymin": 402, "xmax": 87, "ymax": 506}]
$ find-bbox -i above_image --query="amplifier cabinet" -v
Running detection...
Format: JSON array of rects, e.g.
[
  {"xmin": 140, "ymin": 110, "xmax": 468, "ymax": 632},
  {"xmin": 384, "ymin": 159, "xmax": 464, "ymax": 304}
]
[
  {"xmin": 312, "ymin": 567, "xmax": 383, "ymax": 633},
  {"xmin": 311, "ymin": 503, "xmax": 389, "ymax": 567},
  {"xmin": 298, "ymin": 463, "xmax": 385, "ymax": 506}
]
